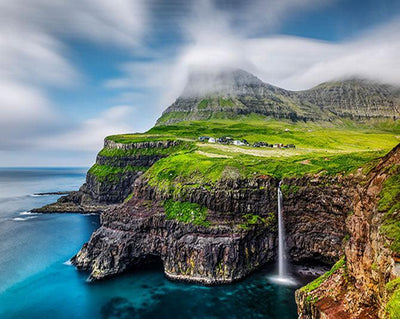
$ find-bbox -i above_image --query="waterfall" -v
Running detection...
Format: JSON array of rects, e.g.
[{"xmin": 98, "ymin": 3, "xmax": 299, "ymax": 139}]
[
  {"xmin": 269, "ymin": 181, "xmax": 296, "ymax": 285},
  {"xmin": 277, "ymin": 181, "xmax": 287, "ymax": 278}
]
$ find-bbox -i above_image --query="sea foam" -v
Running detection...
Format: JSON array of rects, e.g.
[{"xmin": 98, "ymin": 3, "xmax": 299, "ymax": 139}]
[
  {"xmin": 13, "ymin": 216, "xmax": 38, "ymax": 221},
  {"xmin": 19, "ymin": 211, "xmax": 36, "ymax": 215}
]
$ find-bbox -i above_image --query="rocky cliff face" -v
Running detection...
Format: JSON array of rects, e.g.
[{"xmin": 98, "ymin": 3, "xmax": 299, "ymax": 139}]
[
  {"xmin": 281, "ymin": 175, "xmax": 353, "ymax": 265},
  {"xmin": 71, "ymin": 172, "xmax": 351, "ymax": 284},
  {"xmin": 296, "ymin": 144, "xmax": 400, "ymax": 318},
  {"xmin": 72, "ymin": 197, "xmax": 276, "ymax": 284},
  {"xmin": 33, "ymin": 139, "xmax": 181, "ymax": 213},
  {"xmin": 156, "ymin": 69, "xmax": 400, "ymax": 125},
  {"xmin": 136, "ymin": 175, "xmax": 351, "ymax": 265},
  {"xmin": 295, "ymin": 79, "xmax": 400, "ymax": 120}
]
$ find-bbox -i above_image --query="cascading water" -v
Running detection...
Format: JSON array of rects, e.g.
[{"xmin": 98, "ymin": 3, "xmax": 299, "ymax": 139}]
[
  {"xmin": 269, "ymin": 181, "xmax": 297, "ymax": 286},
  {"xmin": 277, "ymin": 181, "xmax": 287, "ymax": 278}
]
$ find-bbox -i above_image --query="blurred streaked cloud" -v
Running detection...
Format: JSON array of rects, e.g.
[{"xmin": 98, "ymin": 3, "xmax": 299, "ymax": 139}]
[{"xmin": 0, "ymin": 0, "xmax": 399, "ymax": 165}]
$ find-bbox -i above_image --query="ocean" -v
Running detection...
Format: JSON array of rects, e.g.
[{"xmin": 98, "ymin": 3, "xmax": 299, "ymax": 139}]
[{"xmin": 0, "ymin": 167, "xmax": 311, "ymax": 318}]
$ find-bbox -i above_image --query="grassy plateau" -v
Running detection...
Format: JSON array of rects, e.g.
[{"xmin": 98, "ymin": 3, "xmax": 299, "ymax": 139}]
[{"xmin": 101, "ymin": 117, "xmax": 399, "ymax": 189}]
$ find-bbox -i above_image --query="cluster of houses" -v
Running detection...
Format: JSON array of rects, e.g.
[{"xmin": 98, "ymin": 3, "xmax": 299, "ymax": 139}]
[{"xmin": 198, "ymin": 136, "xmax": 295, "ymax": 148}]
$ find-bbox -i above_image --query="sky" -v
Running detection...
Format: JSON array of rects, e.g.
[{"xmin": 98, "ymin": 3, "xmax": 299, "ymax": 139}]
[{"xmin": 0, "ymin": 0, "xmax": 399, "ymax": 166}]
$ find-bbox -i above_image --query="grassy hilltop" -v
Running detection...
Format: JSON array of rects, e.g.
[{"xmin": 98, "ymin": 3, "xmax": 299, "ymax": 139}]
[
  {"xmin": 94, "ymin": 69, "xmax": 400, "ymax": 191},
  {"xmin": 100, "ymin": 116, "xmax": 400, "ymax": 192}
]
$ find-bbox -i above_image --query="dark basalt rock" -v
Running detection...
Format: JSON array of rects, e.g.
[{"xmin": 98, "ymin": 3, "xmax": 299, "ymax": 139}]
[
  {"xmin": 281, "ymin": 175, "xmax": 353, "ymax": 265},
  {"xmin": 32, "ymin": 140, "xmax": 179, "ymax": 213},
  {"xmin": 72, "ymin": 198, "xmax": 275, "ymax": 284},
  {"xmin": 96, "ymin": 154, "xmax": 166, "ymax": 168},
  {"xmin": 135, "ymin": 175, "xmax": 351, "ymax": 265},
  {"xmin": 72, "ymin": 174, "xmax": 351, "ymax": 284}
]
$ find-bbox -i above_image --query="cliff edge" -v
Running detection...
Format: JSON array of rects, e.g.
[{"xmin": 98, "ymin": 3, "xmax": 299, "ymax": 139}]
[{"xmin": 296, "ymin": 144, "xmax": 400, "ymax": 318}]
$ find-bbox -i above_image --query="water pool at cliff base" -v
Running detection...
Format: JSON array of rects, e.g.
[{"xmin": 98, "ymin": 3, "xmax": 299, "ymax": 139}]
[{"xmin": 0, "ymin": 168, "xmax": 318, "ymax": 319}]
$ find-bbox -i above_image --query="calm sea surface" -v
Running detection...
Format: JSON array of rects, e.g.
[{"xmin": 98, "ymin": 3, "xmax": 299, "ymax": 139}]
[{"xmin": 0, "ymin": 167, "xmax": 311, "ymax": 318}]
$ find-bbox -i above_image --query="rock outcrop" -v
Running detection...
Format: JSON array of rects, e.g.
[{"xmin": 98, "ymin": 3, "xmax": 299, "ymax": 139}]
[
  {"xmin": 296, "ymin": 144, "xmax": 400, "ymax": 318},
  {"xmin": 71, "ymin": 172, "xmax": 351, "ymax": 284},
  {"xmin": 72, "ymin": 197, "xmax": 275, "ymax": 284},
  {"xmin": 33, "ymin": 139, "xmax": 181, "ymax": 213},
  {"xmin": 281, "ymin": 175, "xmax": 353, "ymax": 265}
]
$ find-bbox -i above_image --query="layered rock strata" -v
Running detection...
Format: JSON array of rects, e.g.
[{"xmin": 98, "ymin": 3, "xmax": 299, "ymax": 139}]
[
  {"xmin": 296, "ymin": 144, "xmax": 400, "ymax": 318},
  {"xmin": 72, "ymin": 174, "xmax": 351, "ymax": 284},
  {"xmin": 72, "ymin": 198, "xmax": 276, "ymax": 284},
  {"xmin": 33, "ymin": 140, "xmax": 180, "ymax": 213}
]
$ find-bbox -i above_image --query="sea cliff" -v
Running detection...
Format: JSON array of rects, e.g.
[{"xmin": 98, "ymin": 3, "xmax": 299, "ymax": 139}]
[
  {"xmin": 70, "ymin": 151, "xmax": 352, "ymax": 284},
  {"xmin": 296, "ymin": 144, "xmax": 400, "ymax": 318},
  {"xmin": 32, "ymin": 113, "xmax": 400, "ymax": 317}
]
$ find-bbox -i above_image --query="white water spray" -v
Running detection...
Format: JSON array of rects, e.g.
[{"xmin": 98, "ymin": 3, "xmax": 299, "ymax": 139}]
[
  {"xmin": 269, "ymin": 181, "xmax": 296, "ymax": 286},
  {"xmin": 277, "ymin": 181, "xmax": 287, "ymax": 277}
]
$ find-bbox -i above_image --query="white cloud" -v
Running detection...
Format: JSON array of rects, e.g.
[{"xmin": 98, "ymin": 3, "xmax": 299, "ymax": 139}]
[
  {"xmin": 107, "ymin": 0, "xmax": 400, "ymax": 107},
  {"xmin": 38, "ymin": 105, "xmax": 136, "ymax": 152},
  {"xmin": 0, "ymin": 0, "xmax": 148, "ymax": 153},
  {"xmin": 0, "ymin": 0, "xmax": 148, "ymax": 48},
  {"xmin": 246, "ymin": 20, "xmax": 400, "ymax": 89},
  {"xmin": 225, "ymin": 0, "xmax": 336, "ymax": 35},
  {"xmin": 1, "ymin": 0, "xmax": 399, "ymax": 165},
  {"xmin": 174, "ymin": 1, "xmax": 400, "ymax": 90}
]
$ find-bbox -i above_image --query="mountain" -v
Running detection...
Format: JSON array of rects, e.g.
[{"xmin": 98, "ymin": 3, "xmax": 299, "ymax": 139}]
[
  {"xmin": 34, "ymin": 68, "xmax": 400, "ymax": 318},
  {"xmin": 156, "ymin": 69, "xmax": 400, "ymax": 125}
]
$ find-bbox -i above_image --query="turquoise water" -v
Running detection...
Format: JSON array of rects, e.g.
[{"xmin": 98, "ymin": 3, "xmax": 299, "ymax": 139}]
[{"xmin": 0, "ymin": 168, "xmax": 309, "ymax": 318}]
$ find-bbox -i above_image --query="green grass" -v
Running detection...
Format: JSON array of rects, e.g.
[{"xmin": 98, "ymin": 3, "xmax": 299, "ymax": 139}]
[
  {"xmin": 156, "ymin": 112, "xmax": 193, "ymax": 125},
  {"xmin": 144, "ymin": 149, "xmax": 386, "ymax": 194},
  {"xmin": 280, "ymin": 184, "xmax": 301, "ymax": 196},
  {"xmin": 163, "ymin": 200, "xmax": 210, "ymax": 227},
  {"xmin": 379, "ymin": 165, "xmax": 400, "ymax": 253},
  {"xmin": 123, "ymin": 192, "xmax": 134, "ymax": 203},
  {"xmin": 219, "ymin": 98, "xmax": 234, "ymax": 107},
  {"xmin": 197, "ymin": 99, "xmax": 210, "ymax": 110},
  {"xmin": 98, "ymin": 141, "xmax": 195, "ymax": 157},
  {"xmin": 386, "ymin": 278, "xmax": 400, "ymax": 318},
  {"xmin": 300, "ymin": 257, "xmax": 346, "ymax": 293},
  {"xmin": 147, "ymin": 117, "xmax": 399, "ymax": 151},
  {"xmin": 88, "ymin": 164, "xmax": 147, "ymax": 182},
  {"xmin": 106, "ymin": 134, "xmax": 180, "ymax": 144},
  {"xmin": 99, "ymin": 117, "xmax": 398, "ymax": 195},
  {"xmin": 238, "ymin": 212, "xmax": 276, "ymax": 230},
  {"xmin": 106, "ymin": 116, "xmax": 399, "ymax": 151}
]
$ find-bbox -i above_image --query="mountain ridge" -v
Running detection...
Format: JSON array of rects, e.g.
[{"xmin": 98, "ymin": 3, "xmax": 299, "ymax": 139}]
[{"xmin": 157, "ymin": 69, "xmax": 400, "ymax": 125}]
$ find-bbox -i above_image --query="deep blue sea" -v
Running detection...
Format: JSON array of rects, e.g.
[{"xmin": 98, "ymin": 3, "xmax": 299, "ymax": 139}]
[{"xmin": 0, "ymin": 167, "xmax": 313, "ymax": 319}]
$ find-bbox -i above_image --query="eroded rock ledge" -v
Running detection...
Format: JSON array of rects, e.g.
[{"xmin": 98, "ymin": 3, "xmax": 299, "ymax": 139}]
[
  {"xmin": 296, "ymin": 144, "xmax": 400, "ymax": 318},
  {"xmin": 71, "ymin": 198, "xmax": 275, "ymax": 284},
  {"xmin": 71, "ymin": 173, "xmax": 352, "ymax": 284},
  {"xmin": 32, "ymin": 140, "xmax": 180, "ymax": 213}
]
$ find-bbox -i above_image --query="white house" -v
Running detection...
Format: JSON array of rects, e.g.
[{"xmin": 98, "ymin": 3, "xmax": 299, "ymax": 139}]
[
  {"xmin": 233, "ymin": 140, "xmax": 245, "ymax": 146},
  {"xmin": 208, "ymin": 137, "xmax": 216, "ymax": 143}
]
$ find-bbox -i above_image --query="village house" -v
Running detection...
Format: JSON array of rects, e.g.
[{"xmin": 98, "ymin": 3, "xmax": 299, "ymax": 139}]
[
  {"xmin": 233, "ymin": 139, "xmax": 249, "ymax": 146},
  {"xmin": 217, "ymin": 137, "xmax": 233, "ymax": 144},
  {"xmin": 198, "ymin": 136, "xmax": 295, "ymax": 149},
  {"xmin": 198, "ymin": 136, "xmax": 210, "ymax": 142},
  {"xmin": 233, "ymin": 140, "xmax": 245, "ymax": 146},
  {"xmin": 253, "ymin": 142, "xmax": 270, "ymax": 148}
]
